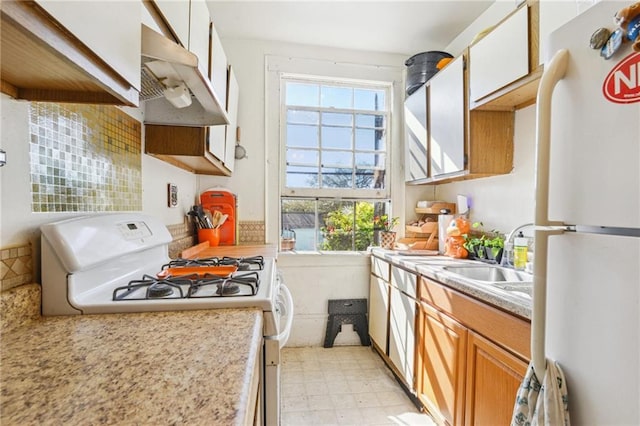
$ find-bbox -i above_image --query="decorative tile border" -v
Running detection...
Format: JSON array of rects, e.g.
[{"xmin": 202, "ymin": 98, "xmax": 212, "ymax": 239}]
[
  {"xmin": 1, "ymin": 243, "xmax": 34, "ymax": 292},
  {"xmin": 167, "ymin": 221, "xmax": 196, "ymax": 259},
  {"xmin": 238, "ymin": 221, "xmax": 265, "ymax": 245}
]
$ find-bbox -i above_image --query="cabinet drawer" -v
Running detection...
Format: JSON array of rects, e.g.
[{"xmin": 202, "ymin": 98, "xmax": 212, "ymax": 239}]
[
  {"xmin": 371, "ymin": 257, "xmax": 390, "ymax": 282},
  {"xmin": 391, "ymin": 266, "xmax": 417, "ymax": 299},
  {"xmin": 469, "ymin": 5, "xmax": 529, "ymax": 102}
]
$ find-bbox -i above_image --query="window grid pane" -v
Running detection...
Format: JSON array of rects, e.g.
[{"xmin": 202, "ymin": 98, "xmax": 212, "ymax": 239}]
[
  {"xmin": 282, "ymin": 77, "xmax": 390, "ymax": 252},
  {"xmin": 281, "ymin": 198, "xmax": 391, "ymax": 251}
]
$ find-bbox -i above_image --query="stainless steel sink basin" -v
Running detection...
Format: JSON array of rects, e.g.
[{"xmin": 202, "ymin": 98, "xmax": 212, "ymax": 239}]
[
  {"xmin": 442, "ymin": 265, "xmax": 532, "ymax": 283},
  {"xmin": 441, "ymin": 265, "xmax": 533, "ymax": 300},
  {"xmin": 491, "ymin": 282, "xmax": 533, "ymax": 299}
]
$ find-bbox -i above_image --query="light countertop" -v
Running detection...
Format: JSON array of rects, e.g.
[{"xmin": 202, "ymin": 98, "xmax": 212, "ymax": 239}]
[
  {"xmin": 1, "ymin": 284, "xmax": 263, "ymax": 425},
  {"xmin": 370, "ymin": 248, "xmax": 532, "ymax": 320}
]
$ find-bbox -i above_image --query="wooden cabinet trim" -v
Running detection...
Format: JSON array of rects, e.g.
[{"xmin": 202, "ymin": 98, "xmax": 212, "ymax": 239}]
[
  {"xmin": 145, "ymin": 125, "xmax": 231, "ymax": 176},
  {"xmin": 419, "ymin": 277, "xmax": 530, "ymax": 360}
]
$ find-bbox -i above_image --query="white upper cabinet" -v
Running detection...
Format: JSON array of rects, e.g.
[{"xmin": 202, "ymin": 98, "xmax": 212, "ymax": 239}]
[
  {"xmin": 153, "ymin": 0, "xmax": 190, "ymax": 47},
  {"xmin": 429, "ymin": 56, "xmax": 465, "ymax": 178},
  {"xmin": 154, "ymin": 0, "xmax": 209, "ymax": 74},
  {"xmin": 208, "ymin": 125, "xmax": 226, "ymax": 161},
  {"xmin": 210, "ymin": 23, "xmax": 229, "ymax": 110},
  {"xmin": 469, "ymin": 5, "xmax": 529, "ymax": 103},
  {"xmin": 224, "ymin": 67, "xmax": 240, "ymax": 172},
  {"xmin": 35, "ymin": 0, "xmax": 141, "ymax": 90},
  {"xmin": 189, "ymin": 0, "xmax": 211, "ymax": 77},
  {"xmin": 404, "ymin": 84, "xmax": 428, "ymax": 182}
]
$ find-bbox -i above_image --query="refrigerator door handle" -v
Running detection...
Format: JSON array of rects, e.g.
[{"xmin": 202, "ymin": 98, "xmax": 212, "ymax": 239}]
[
  {"xmin": 534, "ymin": 49, "xmax": 569, "ymax": 228},
  {"xmin": 532, "ymin": 49, "xmax": 570, "ymax": 376}
]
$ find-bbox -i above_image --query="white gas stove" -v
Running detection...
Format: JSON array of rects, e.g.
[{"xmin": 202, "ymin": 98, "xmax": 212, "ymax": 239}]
[{"xmin": 40, "ymin": 213, "xmax": 292, "ymax": 426}]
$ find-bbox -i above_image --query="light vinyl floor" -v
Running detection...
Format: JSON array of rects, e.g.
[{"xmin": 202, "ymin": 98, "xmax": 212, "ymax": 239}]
[{"xmin": 281, "ymin": 346, "xmax": 436, "ymax": 426}]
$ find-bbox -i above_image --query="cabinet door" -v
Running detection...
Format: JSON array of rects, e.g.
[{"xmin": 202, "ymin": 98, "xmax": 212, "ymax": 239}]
[
  {"xmin": 469, "ymin": 5, "xmax": 529, "ymax": 102},
  {"xmin": 189, "ymin": 0, "xmax": 211, "ymax": 77},
  {"xmin": 153, "ymin": 0, "xmax": 190, "ymax": 47},
  {"xmin": 429, "ymin": 56, "xmax": 465, "ymax": 178},
  {"xmin": 208, "ymin": 125, "xmax": 226, "ymax": 160},
  {"xmin": 465, "ymin": 331, "xmax": 528, "ymax": 426},
  {"xmin": 210, "ymin": 23, "xmax": 228, "ymax": 108},
  {"xmin": 391, "ymin": 265, "xmax": 417, "ymax": 299},
  {"xmin": 388, "ymin": 286, "xmax": 416, "ymax": 391},
  {"xmin": 224, "ymin": 67, "xmax": 239, "ymax": 171},
  {"xmin": 417, "ymin": 301, "xmax": 467, "ymax": 426},
  {"xmin": 371, "ymin": 257, "xmax": 390, "ymax": 282},
  {"xmin": 369, "ymin": 275, "xmax": 389, "ymax": 353},
  {"xmin": 36, "ymin": 0, "xmax": 141, "ymax": 89},
  {"xmin": 404, "ymin": 84, "xmax": 428, "ymax": 181}
]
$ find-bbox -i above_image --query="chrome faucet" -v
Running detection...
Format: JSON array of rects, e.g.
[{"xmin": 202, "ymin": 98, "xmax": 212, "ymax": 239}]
[
  {"xmin": 505, "ymin": 223, "xmax": 534, "ymax": 244},
  {"xmin": 502, "ymin": 223, "xmax": 534, "ymax": 268}
]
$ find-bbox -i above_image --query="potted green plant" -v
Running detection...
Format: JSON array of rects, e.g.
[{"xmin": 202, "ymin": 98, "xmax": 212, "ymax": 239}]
[
  {"xmin": 463, "ymin": 222, "xmax": 485, "ymax": 259},
  {"xmin": 482, "ymin": 232, "xmax": 505, "ymax": 263}
]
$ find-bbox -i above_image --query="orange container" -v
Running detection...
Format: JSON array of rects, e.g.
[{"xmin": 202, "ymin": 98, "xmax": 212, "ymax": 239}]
[
  {"xmin": 198, "ymin": 228, "xmax": 221, "ymax": 247},
  {"xmin": 200, "ymin": 190, "xmax": 236, "ymax": 245},
  {"xmin": 157, "ymin": 265, "xmax": 237, "ymax": 279}
]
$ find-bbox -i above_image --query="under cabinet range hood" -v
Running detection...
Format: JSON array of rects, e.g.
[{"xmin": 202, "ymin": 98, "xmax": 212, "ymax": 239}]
[{"xmin": 141, "ymin": 24, "xmax": 229, "ymax": 127}]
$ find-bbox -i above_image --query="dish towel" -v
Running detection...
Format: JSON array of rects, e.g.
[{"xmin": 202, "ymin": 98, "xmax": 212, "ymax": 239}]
[{"xmin": 511, "ymin": 359, "xmax": 570, "ymax": 426}]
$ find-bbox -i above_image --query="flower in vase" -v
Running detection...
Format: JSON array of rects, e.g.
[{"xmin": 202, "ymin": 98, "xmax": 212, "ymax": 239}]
[{"xmin": 374, "ymin": 215, "xmax": 399, "ymax": 232}]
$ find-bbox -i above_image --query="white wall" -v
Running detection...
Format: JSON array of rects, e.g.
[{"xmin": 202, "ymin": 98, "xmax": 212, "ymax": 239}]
[
  {"xmin": 278, "ymin": 253, "xmax": 371, "ymax": 347},
  {"xmin": 436, "ymin": 105, "xmax": 536, "ymax": 234}
]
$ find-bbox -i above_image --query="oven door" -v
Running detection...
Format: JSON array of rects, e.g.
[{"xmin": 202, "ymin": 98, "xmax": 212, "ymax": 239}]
[{"xmin": 263, "ymin": 272, "xmax": 294, "ymax": 426}]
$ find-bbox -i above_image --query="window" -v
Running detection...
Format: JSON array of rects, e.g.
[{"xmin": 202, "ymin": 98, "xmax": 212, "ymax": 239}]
[{"xmin": 280, "ymin": 75, "xmax": 392, "ymax": 251}]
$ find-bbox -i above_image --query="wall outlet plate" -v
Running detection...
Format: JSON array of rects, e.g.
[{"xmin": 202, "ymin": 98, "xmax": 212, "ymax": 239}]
[{"xmin": 168, "ymin": 183, "xmax": 178, "ymax": 208}]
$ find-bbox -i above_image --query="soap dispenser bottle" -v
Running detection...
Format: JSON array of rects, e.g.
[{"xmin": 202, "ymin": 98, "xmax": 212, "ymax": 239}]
[{"xmin": 513, "ymin": 232, "xmax": 528, "ymax": 271}]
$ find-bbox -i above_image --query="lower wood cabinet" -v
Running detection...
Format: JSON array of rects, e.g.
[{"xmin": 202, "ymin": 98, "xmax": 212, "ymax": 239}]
[
  {"xmin": 464, "ymin": 331, "xmax": 528, "ymax": 426},
  {"xmin": 417, "ymin": 301, "xmax": 467, "ymax": 426},
  {"xmin": 416, "ymin": 276, "xmax": 530, "ymax": 426}
]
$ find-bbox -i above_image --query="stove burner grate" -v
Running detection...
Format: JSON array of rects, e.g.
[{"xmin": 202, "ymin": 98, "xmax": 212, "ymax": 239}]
[
  {"xmin": 113, "ymin": 274, "xmax": 194, "ymax": 300},
  {"xmin": 162, "ymin": 256, "xmax": 264, "ymax": 272},
  {"xmin": 218, "ymin": 256, "xmax": 264, "ymax": 271},
  {"xmin": 187, "ymin": 272, "xmax": 260, "ymax": 298}
]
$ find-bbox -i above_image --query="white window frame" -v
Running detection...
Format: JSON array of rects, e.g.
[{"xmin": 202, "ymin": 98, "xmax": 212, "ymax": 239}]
[{"xmin": 279, "ymin": 73, "xmax": 392, "ymax": 200}]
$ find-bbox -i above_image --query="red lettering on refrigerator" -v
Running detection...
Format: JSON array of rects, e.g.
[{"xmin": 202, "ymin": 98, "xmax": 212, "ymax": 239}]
[{"xmin": 602, "ymin": 52, "xmax": 640, "ymax": 104}]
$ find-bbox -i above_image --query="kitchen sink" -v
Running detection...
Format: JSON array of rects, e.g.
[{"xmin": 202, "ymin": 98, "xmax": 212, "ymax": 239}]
[
  {"xmin": 441, "ymin": 265, "xmax": 533, "ymax": 300},
  {"xmin": 442, "ymin": 265, "xmax": 533, "ymax": 283}
]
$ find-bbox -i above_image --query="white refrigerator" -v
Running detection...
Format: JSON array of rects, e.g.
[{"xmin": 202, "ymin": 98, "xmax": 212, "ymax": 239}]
[{"xmin": 534, "ymin": 2, "xmax": 640, "ymax": 424}]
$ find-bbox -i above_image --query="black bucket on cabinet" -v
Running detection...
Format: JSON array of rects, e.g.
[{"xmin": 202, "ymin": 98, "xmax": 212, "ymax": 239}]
[{"xmin": 405, "ymin": 51, "xmax": 453, "ymax": 96}]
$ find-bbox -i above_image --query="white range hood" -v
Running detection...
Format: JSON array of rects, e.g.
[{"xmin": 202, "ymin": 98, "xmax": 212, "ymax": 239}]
[{"xmin": 140, "ymin": 24, "xmax": 229, "ymax": 127}]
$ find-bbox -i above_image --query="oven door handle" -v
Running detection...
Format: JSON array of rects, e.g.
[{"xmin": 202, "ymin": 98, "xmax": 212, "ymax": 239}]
[{"xmin": 267, "ymin": 283, "xmax": 294, "ymax": 349}]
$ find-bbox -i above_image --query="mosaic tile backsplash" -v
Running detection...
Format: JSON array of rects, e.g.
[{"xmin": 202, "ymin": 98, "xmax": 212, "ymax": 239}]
[{"xmin": 29, "ymin": 103, "xmax": 142, "ymax": 212}]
